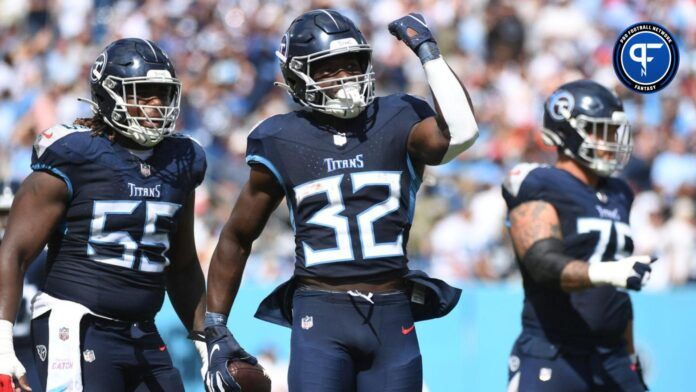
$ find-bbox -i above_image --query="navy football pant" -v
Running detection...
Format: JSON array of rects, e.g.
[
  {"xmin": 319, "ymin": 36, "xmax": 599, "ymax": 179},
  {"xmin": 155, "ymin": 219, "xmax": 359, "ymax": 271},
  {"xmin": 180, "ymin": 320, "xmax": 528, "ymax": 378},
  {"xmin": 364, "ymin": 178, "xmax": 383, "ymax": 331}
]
[
  {"xmin": 288, "ymin": 288, "xmax": 422, "ymax": 392},
  {"xmin": 32, "ymin": 312, "xmax": 184, "ymax": 392},
  {"xmin": 14, "ymin": 339, "xmax": 41, "ymax": 391},
  {"xmin": 507, "ymin": 333, "xmax": 646, "ymax": 392}
]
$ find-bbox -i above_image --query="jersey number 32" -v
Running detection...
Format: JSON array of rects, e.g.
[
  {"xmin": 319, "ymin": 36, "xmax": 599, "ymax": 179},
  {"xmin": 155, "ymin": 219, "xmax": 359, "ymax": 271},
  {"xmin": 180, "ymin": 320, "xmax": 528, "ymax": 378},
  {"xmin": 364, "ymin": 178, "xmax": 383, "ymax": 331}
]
[{"xmin": 295, "ymin": 172, "xmax": 404, "ymax": 266}]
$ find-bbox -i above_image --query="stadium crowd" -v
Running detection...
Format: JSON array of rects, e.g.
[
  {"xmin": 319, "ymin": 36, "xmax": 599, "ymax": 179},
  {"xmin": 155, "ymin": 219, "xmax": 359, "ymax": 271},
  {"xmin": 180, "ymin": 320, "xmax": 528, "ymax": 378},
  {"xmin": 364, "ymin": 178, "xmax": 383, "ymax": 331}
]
[{"xmin": 1, "ymin": 0, "xmax": 695, "ymax": 291}]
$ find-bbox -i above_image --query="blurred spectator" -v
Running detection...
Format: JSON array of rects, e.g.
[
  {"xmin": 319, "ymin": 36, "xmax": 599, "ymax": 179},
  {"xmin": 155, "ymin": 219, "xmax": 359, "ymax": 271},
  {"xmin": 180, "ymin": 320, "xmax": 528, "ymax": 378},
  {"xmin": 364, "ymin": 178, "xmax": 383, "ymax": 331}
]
[
  {"xmin": 630, "ymin": 191, "xmax": 669, "ymax": 289},
  {"xmin": 651, "ymin": 135, "xmax": 696, "ymax": 200},
  {"xmin": 258, "ymin": 347, "xmax": 290, "ymax": 392},
  {"xmin": 661, "ymin": 198, "xmax": 696, "ymax": 286}
]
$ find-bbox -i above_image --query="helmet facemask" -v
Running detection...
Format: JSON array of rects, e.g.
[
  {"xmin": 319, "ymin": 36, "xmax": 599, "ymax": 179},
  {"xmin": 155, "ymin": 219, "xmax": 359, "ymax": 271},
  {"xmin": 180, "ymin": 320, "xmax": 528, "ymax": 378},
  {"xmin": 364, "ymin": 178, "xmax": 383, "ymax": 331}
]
[
  {"xmin": 279, "ymin": 43, "xmax": 375, "ymax": 119},
  {"xmin": 571, "ymin": 112, "xmax": 633, "ymax": 176},
  {"xmin": 101, "ymin": 70, "xmax": 181, "ymax": 147},
  {"xmin": 306, "ymin": 71, "xmax": 374, "ymax": 119}
]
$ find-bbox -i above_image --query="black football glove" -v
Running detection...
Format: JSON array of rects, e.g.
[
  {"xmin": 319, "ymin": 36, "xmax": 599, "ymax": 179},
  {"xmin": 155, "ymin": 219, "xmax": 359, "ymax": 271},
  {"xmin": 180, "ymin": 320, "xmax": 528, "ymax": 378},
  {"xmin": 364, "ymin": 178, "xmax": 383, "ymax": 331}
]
[
  {"xmin": 204, "ymin": 325, "xmax": 257, "ymax": 392},
  {"xmin": 388, "ymin": 13, "xmax": 439, "ymax": 61}
]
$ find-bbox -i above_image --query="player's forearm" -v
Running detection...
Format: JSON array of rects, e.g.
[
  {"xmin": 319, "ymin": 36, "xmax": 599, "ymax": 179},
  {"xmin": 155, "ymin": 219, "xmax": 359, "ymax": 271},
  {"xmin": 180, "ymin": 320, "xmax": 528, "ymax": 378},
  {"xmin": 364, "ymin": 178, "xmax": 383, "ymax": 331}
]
[
  {"xmin": 206, "ymin": 230, "xmax": 251, "ymax": 317},
  {"xmin": 421, "ymin": 47, "xmax": 479, "ymax": 163},
  {"xmin": 559, "ymin": 260, "xmax": 593, "ymax": 292},
  {"xmin": 624, "ymin": 319, "xmax": 635, "ymax": 354},
  {"xmin": 167, "ymin": 259, "xmax": 206, "ymax": 331},
  {"xmin": 0, "ymin": 252, "xmax": 23, "ymax": 322}
]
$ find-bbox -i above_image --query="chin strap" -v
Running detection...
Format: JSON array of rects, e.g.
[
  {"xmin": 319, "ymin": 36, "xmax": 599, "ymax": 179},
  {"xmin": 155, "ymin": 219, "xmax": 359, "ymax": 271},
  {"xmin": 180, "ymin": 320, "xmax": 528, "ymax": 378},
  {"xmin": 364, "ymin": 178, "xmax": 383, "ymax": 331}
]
[
  {"xmin": 78, "ymin": 97, "xmax": 163, "ymax": 147},
  {"xmin": 77, "ymin": 97, "xmax": 100, "ymax": 115},
  {"xmin": 322, "ymin": 83, "xmax": 365, "ymax": 119},
  {"xmin": 273, "ymin": 81, "xmax": 292, "ymax": 93},
  {"xmin": 274, "ymin": 81, "xmax": 366, "ymax": 119}
]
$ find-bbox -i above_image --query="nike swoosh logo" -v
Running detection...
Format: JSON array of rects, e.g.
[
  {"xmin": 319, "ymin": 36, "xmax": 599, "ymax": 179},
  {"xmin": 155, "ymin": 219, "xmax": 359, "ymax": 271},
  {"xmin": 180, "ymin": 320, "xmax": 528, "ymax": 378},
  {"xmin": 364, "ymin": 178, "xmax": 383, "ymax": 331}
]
[
  {"xmin": 401, "ymin": 325, "xmax": 415, "ymax": 335},
  {"xmin": 209, "ymin": 344, "xmax": 219, "ymax": 363}
]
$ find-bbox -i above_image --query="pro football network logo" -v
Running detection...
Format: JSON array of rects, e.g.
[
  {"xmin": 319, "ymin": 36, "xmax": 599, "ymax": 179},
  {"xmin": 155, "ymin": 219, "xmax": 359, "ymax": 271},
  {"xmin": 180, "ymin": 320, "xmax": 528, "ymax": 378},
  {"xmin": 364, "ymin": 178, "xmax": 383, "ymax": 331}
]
[{"xmin": 613, "ymin": 22, "xmax": 679, "ymax": 93}]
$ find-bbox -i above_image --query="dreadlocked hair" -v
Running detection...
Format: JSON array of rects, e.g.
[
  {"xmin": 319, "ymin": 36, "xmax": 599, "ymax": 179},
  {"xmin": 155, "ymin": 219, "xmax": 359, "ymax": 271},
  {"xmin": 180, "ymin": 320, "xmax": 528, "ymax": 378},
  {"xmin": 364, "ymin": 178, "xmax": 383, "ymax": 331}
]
[{"xmin": 73, "ymin": 115, "xmax": 115, "ymax": 140}]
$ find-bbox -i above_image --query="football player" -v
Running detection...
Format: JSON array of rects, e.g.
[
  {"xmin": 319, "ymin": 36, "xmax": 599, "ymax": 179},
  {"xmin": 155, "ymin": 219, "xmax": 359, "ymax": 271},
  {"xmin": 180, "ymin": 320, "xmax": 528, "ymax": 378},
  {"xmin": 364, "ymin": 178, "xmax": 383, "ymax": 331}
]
[
  {"xmin": 503, "ymin": 80, "xmax": 651, "ymax": 391},
  {"xmin": 204, "ymin": 9, "xmax": 479, "ymax": 392},
  {"xmin": 0, "ymin": 38, "xmax": 208, "ymax": 391}
]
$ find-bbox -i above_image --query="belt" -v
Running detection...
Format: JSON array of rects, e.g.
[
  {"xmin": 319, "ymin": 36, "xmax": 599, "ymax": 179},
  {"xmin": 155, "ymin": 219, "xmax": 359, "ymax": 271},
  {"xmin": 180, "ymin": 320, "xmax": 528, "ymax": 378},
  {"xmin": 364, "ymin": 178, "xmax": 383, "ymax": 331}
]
[
  {"xmin": 296, "ymin": 275, "xmax": 407, "ymax": 293},
  {"xmin": 85, "ymin": 314, "xmax": 155, "ymax": 329}
]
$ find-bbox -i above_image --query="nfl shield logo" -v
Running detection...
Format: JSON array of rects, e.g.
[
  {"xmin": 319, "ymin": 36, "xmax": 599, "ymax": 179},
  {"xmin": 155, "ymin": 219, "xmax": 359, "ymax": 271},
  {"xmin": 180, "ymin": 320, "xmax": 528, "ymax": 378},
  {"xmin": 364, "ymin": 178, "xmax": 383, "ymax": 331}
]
[
  {"xmin": 58, "ymin": 327, "xmax": 69, "ymax": 341},
  {"xmin": 539, "ymin": 367, "xmax": 552, "ymax": 382},
  {"xmin": 83, "ymin": 349, "xmax": 96, "ymax": 363},
  {"xmin": 301, "ymin": 315, "xmax": 313, "ymax": 330},
  {"xmin": 333, "ymin": 133, "xmax": 347, "ymax": 147},
  {"xmin": 596, "ymin": 191, "xmax": 608, "ymax": 203},
  {"xmin": 140, "ymin": 163, "xmax": 152, "ymax": 177}
]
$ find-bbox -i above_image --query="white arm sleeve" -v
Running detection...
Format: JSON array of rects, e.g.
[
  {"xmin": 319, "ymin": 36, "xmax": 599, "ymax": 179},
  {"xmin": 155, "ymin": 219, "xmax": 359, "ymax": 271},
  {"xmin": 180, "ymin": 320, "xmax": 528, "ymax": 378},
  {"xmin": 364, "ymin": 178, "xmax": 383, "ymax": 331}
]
[{"xmin": 423, "ymin": 57, "xmax": 479, "ymax": 163}]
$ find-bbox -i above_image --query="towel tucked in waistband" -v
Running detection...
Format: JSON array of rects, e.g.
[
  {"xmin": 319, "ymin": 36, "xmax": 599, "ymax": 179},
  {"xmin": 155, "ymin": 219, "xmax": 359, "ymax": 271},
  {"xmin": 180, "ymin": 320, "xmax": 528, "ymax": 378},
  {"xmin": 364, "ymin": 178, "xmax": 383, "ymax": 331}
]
[{"xmin": 32, "ymin": 292, "xmax": 118, "ymax": 392}]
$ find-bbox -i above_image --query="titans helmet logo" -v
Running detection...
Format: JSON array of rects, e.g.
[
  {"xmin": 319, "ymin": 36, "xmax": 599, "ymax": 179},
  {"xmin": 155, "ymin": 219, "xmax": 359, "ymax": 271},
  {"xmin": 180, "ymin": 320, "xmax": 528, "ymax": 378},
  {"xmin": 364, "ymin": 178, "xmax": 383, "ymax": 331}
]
[
  {"xmin": 547, "ymin": 89, "xmax": 575, "ymax": 121},
  {"xmin": 91, "ymin": 52, "xmax": 107, "ymax": 82}
]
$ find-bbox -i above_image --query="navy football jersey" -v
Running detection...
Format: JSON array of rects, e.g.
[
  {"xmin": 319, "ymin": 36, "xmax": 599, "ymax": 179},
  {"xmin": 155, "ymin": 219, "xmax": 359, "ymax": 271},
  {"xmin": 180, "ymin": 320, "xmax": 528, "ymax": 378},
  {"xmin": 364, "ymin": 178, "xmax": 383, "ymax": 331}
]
[
  {"xmin": 246, "ymin": 94, "xmax": 435, "ymax": 278},
  {"xmin": 31, "ymin": 124, "xmax": 206, "ymax": 321},
  {"xmin": 502, "ymin": 163, "xmax": 635, "ymax": 343}
]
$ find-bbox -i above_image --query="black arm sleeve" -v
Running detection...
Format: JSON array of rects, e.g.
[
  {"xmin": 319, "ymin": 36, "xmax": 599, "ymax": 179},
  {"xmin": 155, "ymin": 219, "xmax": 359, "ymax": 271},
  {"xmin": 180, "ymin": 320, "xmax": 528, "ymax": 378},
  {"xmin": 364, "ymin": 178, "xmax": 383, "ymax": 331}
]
[{"xmin": 521, "ymin": 237, "xmax": 575, "ymax": 288}]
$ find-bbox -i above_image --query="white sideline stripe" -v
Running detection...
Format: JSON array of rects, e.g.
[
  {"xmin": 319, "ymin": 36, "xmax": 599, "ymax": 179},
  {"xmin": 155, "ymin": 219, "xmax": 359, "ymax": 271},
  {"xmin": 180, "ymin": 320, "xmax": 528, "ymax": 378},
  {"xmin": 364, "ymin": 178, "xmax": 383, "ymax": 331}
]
[
  {"xmin": 320, "ymin": 9, "xmax": 339, "ymax": 28},
  {"xmin": 142, "ymin": 38, "xmax": 158, "ymax": 60},
  {"xmin": 408, "ymin": 14, "xmax": 428, "ymax": 28}
]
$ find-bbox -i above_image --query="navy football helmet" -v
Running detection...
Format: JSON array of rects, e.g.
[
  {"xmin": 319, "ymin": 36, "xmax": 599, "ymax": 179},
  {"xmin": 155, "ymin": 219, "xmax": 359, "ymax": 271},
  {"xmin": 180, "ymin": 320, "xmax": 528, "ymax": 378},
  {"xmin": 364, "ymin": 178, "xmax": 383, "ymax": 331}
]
[
  {"xmin": 87, "ymin": 38, "xmax": 181, "ymax": 147},
  {"xmin": 276, "ymin": 9, "xmax": 375, "ymax": 119},
  {"xmin": 542, "ymin": 80, "xmax": 632, "ymax": 176}
]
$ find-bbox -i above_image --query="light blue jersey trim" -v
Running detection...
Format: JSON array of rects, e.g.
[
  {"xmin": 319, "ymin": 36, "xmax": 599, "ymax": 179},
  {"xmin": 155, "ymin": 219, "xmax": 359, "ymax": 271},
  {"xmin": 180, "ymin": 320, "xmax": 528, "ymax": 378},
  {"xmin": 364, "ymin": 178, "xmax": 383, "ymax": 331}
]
[
  {"xmin": 31, "ymin": 163, "xmax": 74, "ymax": 201},
  {"xmin": 246, "ymin": 155, "xmax": 283, "ymax": 185},
  {"xmin": 406, "ymin": 154, "xmax": 421, "ymax": 223},
  {"xmin": 246, "ymin": 154, "xmax": 295, "ymax": 231},
  {"xmin": 48, "ymin": 384, "xmax": 69, "ymax": 392}
]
